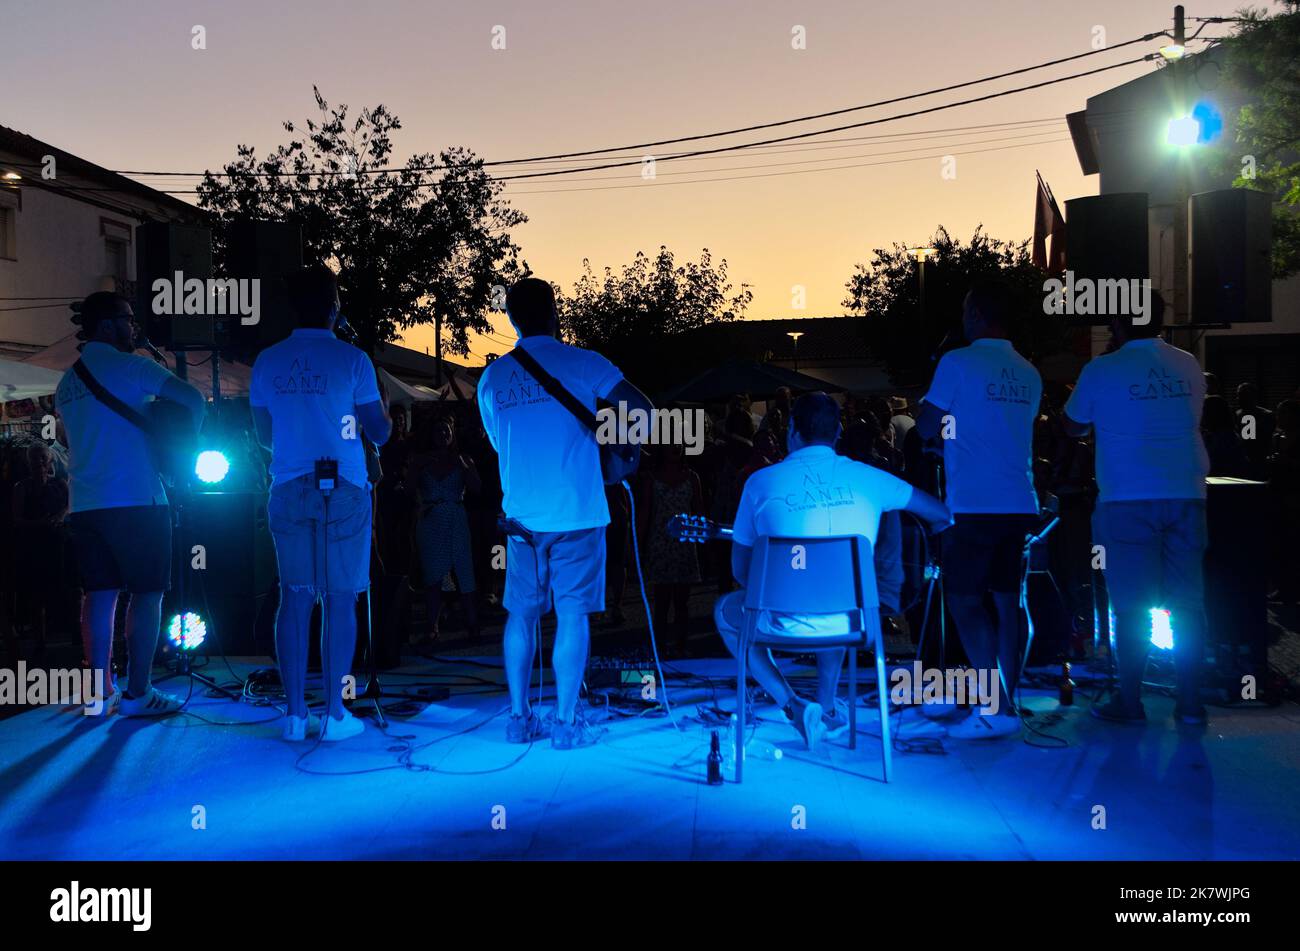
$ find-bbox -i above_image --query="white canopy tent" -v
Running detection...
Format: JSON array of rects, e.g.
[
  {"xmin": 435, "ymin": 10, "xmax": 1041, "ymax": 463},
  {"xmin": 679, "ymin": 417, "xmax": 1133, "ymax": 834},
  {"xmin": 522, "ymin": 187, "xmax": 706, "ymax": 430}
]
[
  {"xmin": 378, "ymin": 367, "xmax": 440, "ymax": 406},
  {"xmin": 0, "ymin": 357, "xmax": 63, "ymax": 403}
]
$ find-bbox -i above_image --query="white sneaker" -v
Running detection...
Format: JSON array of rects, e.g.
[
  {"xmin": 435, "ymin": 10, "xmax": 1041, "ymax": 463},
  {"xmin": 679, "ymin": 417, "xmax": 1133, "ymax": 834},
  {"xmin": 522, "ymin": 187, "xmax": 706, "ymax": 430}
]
[
  {"xmin": 947, "ymin": 712, "xmax": 1021, "ymax": 740},
  {"xmin": 919, "ymin": 697, "xmax": 965, "ymax": 720},
  {"xmin": 83, "ymin": 687, "xmax": 121, "ymax": 717},
  {"xmin": 282, "ymin": 713, "xmax": 321, "ymax": 741},
  {"xmin": 320, "ymin": 711, "xmax": 365, "ymax": 742},
  {"xmin": 119, "ymin": 687, "xmax": 184, "ymax": 718}
]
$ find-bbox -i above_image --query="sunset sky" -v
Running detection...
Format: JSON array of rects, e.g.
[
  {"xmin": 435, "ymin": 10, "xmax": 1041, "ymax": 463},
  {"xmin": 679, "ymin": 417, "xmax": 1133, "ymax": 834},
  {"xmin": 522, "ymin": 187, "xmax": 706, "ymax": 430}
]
[{"xmin": 1, "ymin": 0, "xmax": 1265, "ymax": 364}]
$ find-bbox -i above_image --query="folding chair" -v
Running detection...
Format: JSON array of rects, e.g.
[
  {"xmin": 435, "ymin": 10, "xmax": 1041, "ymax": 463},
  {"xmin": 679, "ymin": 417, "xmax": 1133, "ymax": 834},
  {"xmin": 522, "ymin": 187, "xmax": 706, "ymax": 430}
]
[{"xmin": 736, "ymin": 534, "xmax": 891, "ymax": 783}]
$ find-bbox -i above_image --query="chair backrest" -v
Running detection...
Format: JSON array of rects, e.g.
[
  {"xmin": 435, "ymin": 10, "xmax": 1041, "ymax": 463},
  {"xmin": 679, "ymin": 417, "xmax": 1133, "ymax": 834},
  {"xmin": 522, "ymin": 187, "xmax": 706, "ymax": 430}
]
[{"xmin": 742, "ymin": 534, "xmax": 879, "ymax": 632}]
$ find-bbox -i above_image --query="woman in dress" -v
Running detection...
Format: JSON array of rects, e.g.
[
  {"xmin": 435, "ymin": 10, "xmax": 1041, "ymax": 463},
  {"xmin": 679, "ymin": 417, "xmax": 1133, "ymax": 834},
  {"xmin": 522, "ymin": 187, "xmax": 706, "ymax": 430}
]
[
  {"xmin": 638, "ymin": 444, "xmax": 703, "ymax": 656},
  {"xmin": 406, "ymin": 415, "xmax": 481, "ymax": 647}
]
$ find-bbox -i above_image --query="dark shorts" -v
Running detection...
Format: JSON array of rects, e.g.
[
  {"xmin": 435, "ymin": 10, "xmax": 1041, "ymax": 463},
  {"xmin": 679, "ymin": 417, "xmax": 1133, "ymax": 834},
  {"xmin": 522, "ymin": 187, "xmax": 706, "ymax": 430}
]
[
  {"xmin": 942, "ymin": 513, "xmax": 1040, "ymax": 596},
  {"xmin": 268, "ymin": 474, "xmax": 372, "ymax": 596},
  {"xmin": 504, "ymin": 527, "xmax": 606, "ymax": 617},
  {"xmin": 70, "ymin": 504, "xmax": 172, "ymax": 593}
]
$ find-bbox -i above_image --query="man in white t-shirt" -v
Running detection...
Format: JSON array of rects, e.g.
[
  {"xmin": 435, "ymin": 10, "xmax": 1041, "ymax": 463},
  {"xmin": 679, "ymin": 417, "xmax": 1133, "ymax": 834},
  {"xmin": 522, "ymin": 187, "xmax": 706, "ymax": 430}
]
[
  {"xmin": 55, "ymin": 291, "xmax": 206, "ymax": 717},
  {"xmin": 477, "ymin": 278, "xmax": 653, "ymax": 750},
  {"xmin": 916, "ymin": 280, "xmax": 1042, "ymax": 739},
  {"xmin": 717, "ymin": 393, "xmax": 951, "ymax": 749},
  {"xmin": 250, "ymin": 265, "xmax": 391, "ymax": 743},
  {"xmin": 1064, "ymin": 292, "xmax": 1209, "ymax": 725}
]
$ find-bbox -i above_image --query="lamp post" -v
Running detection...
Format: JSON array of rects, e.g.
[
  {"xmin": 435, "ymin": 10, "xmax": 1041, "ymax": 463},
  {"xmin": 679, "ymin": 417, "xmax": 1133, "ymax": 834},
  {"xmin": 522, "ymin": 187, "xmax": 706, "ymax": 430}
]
[
  {"xmin": 908, "ymin": 247, "xmax": 938, "ymax": 324},
  {"xmin": 787, "ymin": 331, "xmax": 804, "ymax": 372}
]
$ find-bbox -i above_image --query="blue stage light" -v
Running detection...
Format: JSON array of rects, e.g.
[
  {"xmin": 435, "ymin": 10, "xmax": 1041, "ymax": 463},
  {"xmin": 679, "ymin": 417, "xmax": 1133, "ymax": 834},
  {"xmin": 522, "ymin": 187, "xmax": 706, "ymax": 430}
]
[
  {"xmin": 167, "ymin": 612, "xmax": 207, "ymax": 651},
  {"xmin": 195, "ymin": 450, "xmax": 230, "ymax": 484},
  {"xmin": 1150, "ymin": 608, "xmax": 1174, "ymax": 651}
]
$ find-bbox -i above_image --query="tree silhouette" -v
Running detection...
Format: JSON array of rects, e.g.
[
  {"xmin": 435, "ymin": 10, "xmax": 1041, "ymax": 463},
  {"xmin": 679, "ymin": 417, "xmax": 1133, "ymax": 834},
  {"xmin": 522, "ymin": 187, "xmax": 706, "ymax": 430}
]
[{"xmin": 196, "ymin": 87, "xmax": 527, "ymax": 354}]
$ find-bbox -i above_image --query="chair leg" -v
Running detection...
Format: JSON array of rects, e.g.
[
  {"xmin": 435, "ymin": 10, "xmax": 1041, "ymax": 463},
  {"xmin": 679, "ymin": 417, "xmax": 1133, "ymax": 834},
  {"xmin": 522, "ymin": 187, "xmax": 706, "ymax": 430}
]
[
  {"xmin": 876, "ymin": 625, "xmax": 892, "ymax": 782},
  {"xmin": 848, "ymin": 645, "xmax": 857, "ymax": 751},
  {"xmin": 736, "ymin": 633, "xmax": 746, "ymax": 784}
]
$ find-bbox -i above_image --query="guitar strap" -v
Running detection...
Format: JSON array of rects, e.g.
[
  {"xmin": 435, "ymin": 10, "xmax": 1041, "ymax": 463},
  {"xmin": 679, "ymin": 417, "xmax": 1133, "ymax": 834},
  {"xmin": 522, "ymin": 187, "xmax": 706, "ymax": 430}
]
[
  {"xmin": 71, "ymin": 359, "xmax": 151, "ymax": 432},
  {"xmin": 505, "ymin": 345, "xmax": 601, "ymax": 435}
]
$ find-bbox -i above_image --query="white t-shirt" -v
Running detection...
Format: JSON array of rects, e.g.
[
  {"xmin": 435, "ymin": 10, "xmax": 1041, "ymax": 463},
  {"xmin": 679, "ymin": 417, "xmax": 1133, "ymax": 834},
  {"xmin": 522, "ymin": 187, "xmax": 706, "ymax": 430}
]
[
  {"xmin": 249, "ymin": 328, "xmax": 382, "ymax": 490},
  {"xmin": 1065, "ymin": 338, "xmax": 1209, "ymax": 502},
  {"xmin": 732, "ymin": 444, "xmax": 913, "ymax": 635},
  {"xmin": 55, "ymin": 342, "xmax": 176, "ymax": 513},
  {"xmin": 922, "ymin": 338, "xmax": 1041, "ymax": 516},
  {"xmin": 477, "ymin": 335, "xmax": 624, "ymax": 533}
]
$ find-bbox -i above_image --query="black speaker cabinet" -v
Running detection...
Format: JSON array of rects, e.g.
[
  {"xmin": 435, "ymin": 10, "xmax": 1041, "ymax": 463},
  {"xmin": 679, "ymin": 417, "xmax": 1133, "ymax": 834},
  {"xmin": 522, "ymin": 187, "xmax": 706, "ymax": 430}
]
[
  {"xmin": 135, "ymin": 223, "xmax": 214, "ymax": 348},
  {"xmin": 1205, "ymin": 476, "xmax": 1269, "ymax": 681},
  {"xmin": 224, "ymin": 220, "xmax": 303, "ymax": 358},
  {"xmin": 1064, "ymin": 193, "xmax": 1149, "ymax": 327},
  {"xmin": 1190, "ymin": 188, "xmax": 1273, "ymax": 325}
]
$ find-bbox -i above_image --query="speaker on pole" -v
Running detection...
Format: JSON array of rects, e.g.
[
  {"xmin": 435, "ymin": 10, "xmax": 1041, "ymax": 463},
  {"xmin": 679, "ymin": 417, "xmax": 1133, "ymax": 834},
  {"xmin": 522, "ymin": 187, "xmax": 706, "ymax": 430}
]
[
  {"xmin": 224, "ymin": 220, "xmax": 304, "ymax": 358},
  {"xmin": 1063, "ymin": 193, "xmax": 1149, "ymax": 326},
  {"xmin": 134, "ymin": 223, "xmax": 214, "ymax": 349},
  {"xmin": 1190, "ymin": 188, "xmax": 1272, "ymax": 325}
]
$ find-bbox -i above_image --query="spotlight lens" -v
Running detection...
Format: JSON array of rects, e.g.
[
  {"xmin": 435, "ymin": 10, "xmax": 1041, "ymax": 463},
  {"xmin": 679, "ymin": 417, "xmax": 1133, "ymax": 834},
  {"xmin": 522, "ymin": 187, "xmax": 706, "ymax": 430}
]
[
  {"xmin": 195, "ymin": 450, "xmax": 230, "ymax": 484},
  {"xmin": 1167, "ymin": 116, "xmax": 1200, "ymax": 147},
  {"xmin": 1149, "ymin": 608, "xmax": 1174, "ymax": 651},
  {"xmin": 167, "ymin": 612, "xmax": 207, "ymax": 650}
]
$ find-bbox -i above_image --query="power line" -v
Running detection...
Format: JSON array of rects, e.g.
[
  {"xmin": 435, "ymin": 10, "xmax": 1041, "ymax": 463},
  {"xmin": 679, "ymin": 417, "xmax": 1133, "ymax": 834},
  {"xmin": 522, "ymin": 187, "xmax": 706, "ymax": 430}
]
[
  {"xmin": 92, "ymin": 31, "xmax": 1161, "ymax": 179},
  {"xmin": 503, "ymin": 136, "xmax": 1074, "ymax": 196}
]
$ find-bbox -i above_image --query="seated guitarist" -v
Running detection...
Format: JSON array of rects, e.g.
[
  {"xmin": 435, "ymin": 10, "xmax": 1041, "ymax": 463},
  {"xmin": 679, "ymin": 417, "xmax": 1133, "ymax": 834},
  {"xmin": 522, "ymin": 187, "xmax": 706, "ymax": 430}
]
[
  {"xmin": 55, "ymin": 291, "xmax": 206, "ymax": 717},
  {"xmin": 715, "ymin": 392, "xmax": 951, "ymax": 749}
]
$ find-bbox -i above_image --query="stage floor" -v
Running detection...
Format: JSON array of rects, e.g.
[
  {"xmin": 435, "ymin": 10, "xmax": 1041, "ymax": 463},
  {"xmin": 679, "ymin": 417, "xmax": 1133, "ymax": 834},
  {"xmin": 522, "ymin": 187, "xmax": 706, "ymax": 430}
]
[{"xmin": 2, "ymin": 656, "xmax": 1298, "ymax": 861}]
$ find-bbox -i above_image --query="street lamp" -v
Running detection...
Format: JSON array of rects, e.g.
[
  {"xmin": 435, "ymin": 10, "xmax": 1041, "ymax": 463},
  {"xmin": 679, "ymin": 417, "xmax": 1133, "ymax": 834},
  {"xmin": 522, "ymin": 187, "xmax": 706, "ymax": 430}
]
[
  {"xmin": 787, "ymin": 331, "xmax": 804, "ymax": 372},
  {"xmin": 908, "ymin": 247, "xmax": 938, "ymax": 323}
]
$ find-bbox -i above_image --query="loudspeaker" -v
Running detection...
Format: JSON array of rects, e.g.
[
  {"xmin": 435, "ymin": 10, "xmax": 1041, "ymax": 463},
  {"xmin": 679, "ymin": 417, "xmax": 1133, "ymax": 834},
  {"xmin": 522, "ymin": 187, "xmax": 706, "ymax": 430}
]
[
  {"xmin": 134, "ymin": 223, "xmax": 214, "ymax": 348},
  {"xmin": 1064, "ymin": 193, "xmax": 1149, "ymax": 326},
  {"xmin": 224, "ymin": 220, "xmax": 303, "ymax": 357},
  {"xmin": 1190, "ymin": 188, "xmax": 1272, "ymax": 324},
  {"xmin": 1205, "ymin": 476, "xmax": 1269, "ymax": 681},
  {"xmin": 172, "ymin": 490, "xmax": 277, "ymax": 656}
]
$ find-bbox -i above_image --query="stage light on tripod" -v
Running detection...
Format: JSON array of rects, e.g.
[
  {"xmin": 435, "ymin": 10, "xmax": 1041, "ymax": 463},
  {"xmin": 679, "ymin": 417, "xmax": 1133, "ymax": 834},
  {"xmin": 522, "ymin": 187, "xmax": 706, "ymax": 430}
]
[
  {"xmin": 1149, "ymin": 608, "xmax": 1173, "ymax": 651},
  {"xmin": 195, "ymin": 450, "xmax": 230, "ymax": 484},
  {"xmin": 167, "ymin": 612, "xmax": 207, "ymax": 651}
]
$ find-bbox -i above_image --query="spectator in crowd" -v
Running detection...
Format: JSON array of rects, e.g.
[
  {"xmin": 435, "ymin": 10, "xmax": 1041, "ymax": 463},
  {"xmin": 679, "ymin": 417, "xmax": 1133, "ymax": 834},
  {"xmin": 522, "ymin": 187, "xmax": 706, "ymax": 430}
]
[
  {"xmin": 407, "ymin": 414, "xmax": 481, "ymax": 647},
  {"xmin": 11, "ymin": 443, "xmax": 70, "ymax": 643},
  {"xmin": 639, "ymin": 444, "xmax": 704, "ymax": 655},
  {"xmin": 1269, "ymin": 399, "xmax": 1300, "ymax": 603},
  {"xmin": 1235, "ymin": 382, "xmax": 1276, "ymax": 476},
  {"xmin": 1202, "ymin": 394, "xmax": 1249, "ymax": 478}
]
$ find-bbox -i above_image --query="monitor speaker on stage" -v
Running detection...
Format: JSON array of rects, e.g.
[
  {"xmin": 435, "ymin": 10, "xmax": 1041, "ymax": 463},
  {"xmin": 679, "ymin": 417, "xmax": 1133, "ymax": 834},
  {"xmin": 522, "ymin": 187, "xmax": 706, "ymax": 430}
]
[
  {"xmin": 135, "ymin": 223, "xmax": 214, "ymax": 349},
  {"xmin": 1064, "ymin": 193, "xmax": 1149, "ymax": 327},
  {"xmin": 224, "ymin": 220, "xmax": 304, "ymax": 357},
  {"xmin": 1190, "ymin": 188, "xmax": 1272, "ymax": 325}
]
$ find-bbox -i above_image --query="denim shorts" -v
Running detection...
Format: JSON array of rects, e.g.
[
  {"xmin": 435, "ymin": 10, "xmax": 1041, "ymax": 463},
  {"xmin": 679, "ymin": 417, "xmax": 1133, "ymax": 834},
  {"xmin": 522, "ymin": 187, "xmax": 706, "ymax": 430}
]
[{"xmin": 268, "ymin": 474, "xmax": 372, "ymax": 595}]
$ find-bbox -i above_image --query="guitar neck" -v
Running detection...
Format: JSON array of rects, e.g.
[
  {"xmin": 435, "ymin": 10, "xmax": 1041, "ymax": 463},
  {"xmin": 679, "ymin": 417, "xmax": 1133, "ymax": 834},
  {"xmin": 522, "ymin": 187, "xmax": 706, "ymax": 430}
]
[{"xmin": 667, "ymin": 514, "xmax": 734, "ymax": 543}]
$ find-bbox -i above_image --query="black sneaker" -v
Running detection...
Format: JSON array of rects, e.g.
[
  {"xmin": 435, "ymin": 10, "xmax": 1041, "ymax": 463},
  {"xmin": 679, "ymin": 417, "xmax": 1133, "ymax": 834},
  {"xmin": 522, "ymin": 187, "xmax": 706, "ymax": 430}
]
[
  {"xmin": 1174, "ymin": 703, "xmax": 1207, "ymax": 726},
  {"xmin": 1090, "ymin": 697, "xmax": 1146, "ymax": 724}
]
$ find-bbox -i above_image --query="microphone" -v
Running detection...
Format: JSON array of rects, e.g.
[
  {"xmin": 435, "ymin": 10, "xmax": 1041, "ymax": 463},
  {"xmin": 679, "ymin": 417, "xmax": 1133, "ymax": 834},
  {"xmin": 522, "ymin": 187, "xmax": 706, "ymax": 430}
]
[
  {"xmin": 135, "ymin": 329, "xmax": 168, "ymax": 364},
  {"xmin": 334, "ymin": 313, "xmax": 359, "ymax": 344}
]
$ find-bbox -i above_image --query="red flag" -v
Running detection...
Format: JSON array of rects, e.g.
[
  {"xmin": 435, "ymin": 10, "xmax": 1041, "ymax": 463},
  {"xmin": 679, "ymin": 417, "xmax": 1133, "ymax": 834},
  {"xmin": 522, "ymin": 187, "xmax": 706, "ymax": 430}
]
[{"xmin": 1033, "ymin": 171, "xmax": 1067, "ymax": 273}]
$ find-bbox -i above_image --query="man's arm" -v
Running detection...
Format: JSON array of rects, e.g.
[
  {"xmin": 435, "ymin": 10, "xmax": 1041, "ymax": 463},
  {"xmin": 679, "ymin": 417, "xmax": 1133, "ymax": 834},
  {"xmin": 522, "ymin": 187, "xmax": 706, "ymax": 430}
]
[
  {"xmin": 915, "ymin": 401, "xmax": 947, "ymax": 442},
  {"xmin": 1061, "ymin": 413, "xmax": 1091, "ymax": 438},
  {"xmin": 731, "ymin": 542, "xmax": 753, "ymax": 590},
  {"xmin": 356, "ymin": 399, "xmax": 392, "ymax": 448},
  {"xmin": 605, "ymin": 379, "xmax": 654, "ymax": 442},
  {"xmin": 159, "ymin": 375, "xmax": 207, "ymax": 429},
  {"xmin": 901, "ymin": 485, "xmax": 952, "ymax": 533},
  {"xmin": 252, "ymin": 405, "xmax": 273, "ymax": 452}
]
